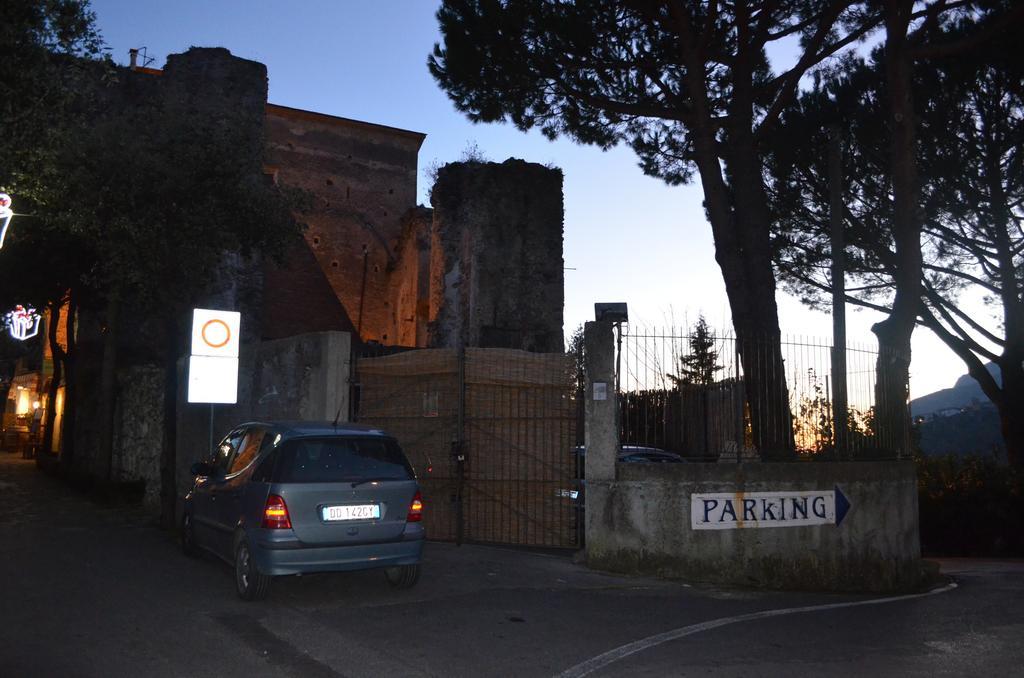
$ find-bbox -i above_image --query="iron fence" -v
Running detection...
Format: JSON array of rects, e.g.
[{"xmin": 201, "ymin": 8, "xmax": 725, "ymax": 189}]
[{"xmin": 617, "ymin": 326, "xmax": 908, "ymax": 460}]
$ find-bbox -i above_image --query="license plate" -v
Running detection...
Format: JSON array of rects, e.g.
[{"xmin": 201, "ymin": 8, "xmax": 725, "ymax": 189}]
[{"xmin": 322, "ymin": 504, "xmax": 380, "ymax": 521}]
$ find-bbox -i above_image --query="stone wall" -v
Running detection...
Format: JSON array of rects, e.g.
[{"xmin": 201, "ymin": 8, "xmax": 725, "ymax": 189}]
[
  {"xmin": 586, "ymin": 461, "xmax": 923, "ymax": 592},
  {"xmin": 265, "ymin": 106, "xmax": 425, "ymax": 343},
  {"xmin": 429, "ymin": 160, "xmax": 565, "ymax": 353},
  {"xmin": 161, "ymin": 48, "xmax": 270, "ymax": 343},
  {"xmin": 111, "ymin": 367, "xmax": 165, "ymax": 512}
]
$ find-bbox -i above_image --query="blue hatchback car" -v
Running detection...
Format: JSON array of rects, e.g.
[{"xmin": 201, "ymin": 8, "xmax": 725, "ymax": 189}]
[{"xmin": 182, "ymin": 421, "xmax": 424, "ymax": 600}]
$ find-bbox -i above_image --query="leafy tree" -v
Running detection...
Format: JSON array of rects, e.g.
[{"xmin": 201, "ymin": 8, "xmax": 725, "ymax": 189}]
[
  {"xmin": 429, "ymin": 0, "xmax": 888, "ymax": 458},
  {"xmin": 0, "ymin": 0, "xmax": 105, "ymax": 466},
  {"xmin": 668, "ymin": 315, "xmax": 723, "ymax": 386},
  {"xmin": 769, "ymin": 11, "xmax": 1024, "ymax": 464},
  {"xmin": 1, "ymin": 0, "xmax": 105, "ymax": 204}
]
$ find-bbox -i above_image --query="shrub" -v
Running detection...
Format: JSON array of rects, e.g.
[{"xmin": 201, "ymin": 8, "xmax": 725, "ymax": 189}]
[{"xmin": 917, "ymin": 454, "xmax": 1024, "ymax": 556}]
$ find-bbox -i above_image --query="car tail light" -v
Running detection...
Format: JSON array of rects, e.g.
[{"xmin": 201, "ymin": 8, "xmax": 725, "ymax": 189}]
[
  {"xmin": 407, "ymin": 490, "xmax": 423, "ymax": 523},
  {"xmin": 262, "ymin": 494, "xmax": 292, "ymax": 529}
]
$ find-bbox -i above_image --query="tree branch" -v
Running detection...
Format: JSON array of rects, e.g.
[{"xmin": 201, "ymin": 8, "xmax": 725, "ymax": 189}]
[
  {"xmin": 757, "ymin": 5, "xmax": 883, "ymax": 140},
  {"xmin": 558, "ymin": 79, "xmax": 689, "ymax": 122},
  {"xmin": 922, "ymin": 263, "xmax": 1000, "ymax": 294},
  {"xmin": 910, "ymin": 4, "xmax": 1024, "ymax": 60},
  {"xmin": 917, "ymin": 303, "xmax": 1003, "ymax": 405},
  {"xmin": 923, "ymin": 281, "xmax": 1005, "ymax": 348}
]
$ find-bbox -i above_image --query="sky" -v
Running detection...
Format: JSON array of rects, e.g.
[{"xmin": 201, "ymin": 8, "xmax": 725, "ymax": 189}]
[{"xmin": 87, "ymin": 0, "xmax": 973, "ymax": 398}]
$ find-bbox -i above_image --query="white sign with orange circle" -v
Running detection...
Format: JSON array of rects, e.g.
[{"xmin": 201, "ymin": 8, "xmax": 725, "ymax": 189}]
[{"xmin": 190, "ymin": 308, "xmax": 241, "ymax": 358}]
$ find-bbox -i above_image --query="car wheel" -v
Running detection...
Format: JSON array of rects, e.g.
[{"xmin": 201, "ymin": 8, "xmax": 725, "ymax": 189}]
[
  {"xmin": 384, "ymin": 564, "xmax": 420, "ymax": 589},
  {"xmin": 181, "ymin": 513, "xmax": 198, "ymax": 557},
  {"xmin": 235, "ymin": 540, "xmax": 271, "ymax": 601}
]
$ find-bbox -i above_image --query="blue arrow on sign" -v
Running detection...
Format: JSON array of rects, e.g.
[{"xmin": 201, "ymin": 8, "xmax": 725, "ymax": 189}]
[{"xmin": 834, "ymin": 485, "xmax": 851, "ymax": 526}]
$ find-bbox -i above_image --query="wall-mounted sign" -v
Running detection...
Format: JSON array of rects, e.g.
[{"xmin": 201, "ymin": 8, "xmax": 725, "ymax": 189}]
[
  {"xmin": 4, "ymin": 305, "xmax": 41, "ymax": 341},
  {"xmin": 187, "ymin": 308, "xmax": 241, "ymax": 404},
  {"xmin": 0, "ymin": 193, "xmax": 13, "ymax": 250},
  {"xmin": 691, "ymin": 486, "xmax": 851, "ymax": 530}
]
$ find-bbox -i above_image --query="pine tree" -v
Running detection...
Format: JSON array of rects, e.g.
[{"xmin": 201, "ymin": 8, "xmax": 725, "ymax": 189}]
[{"xmin": 668, "ymin": 316, "xmax": 723, "ymax": 387}]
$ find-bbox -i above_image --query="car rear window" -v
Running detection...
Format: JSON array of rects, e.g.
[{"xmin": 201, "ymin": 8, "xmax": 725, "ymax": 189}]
[{"xmin": 275, "ymin": 437, "xmax": 414, "ymax": 484}]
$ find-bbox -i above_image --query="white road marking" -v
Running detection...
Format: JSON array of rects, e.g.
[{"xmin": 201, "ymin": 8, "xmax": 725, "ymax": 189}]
[{"xmin": 555, "ymin": 582, "xmax": 959, "ymax": 678}]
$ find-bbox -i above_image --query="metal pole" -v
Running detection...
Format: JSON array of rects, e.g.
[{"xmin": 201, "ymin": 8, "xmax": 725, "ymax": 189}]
[
  {"xmin": 735, "ymin": 340, "xmax": 742, "ymax": 462},
  {"xmin": 614, "ymin": 322, "xmax": 622, "ymax": 395},
  {"xmin": 828, "ymin": 125, "xmax": 849, "ymax": 457},
  {"xmin": 209, "ymin": 404, "xmax": 214, "ymax": 454},
  {"xmin": 454, "ymin": 343, "xmax": 466, "ymax": 546}
]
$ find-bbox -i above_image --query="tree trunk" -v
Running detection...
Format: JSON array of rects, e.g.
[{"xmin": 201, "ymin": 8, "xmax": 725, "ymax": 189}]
[
  {"xmin": 59, "ymin": 290, "xmax": 78, "ymax": 469},
  {"xmin": 997, "ymin": 355, "xmax": 1024, "ymax": 466},
  {"xmin": 694, "ymin": 157, "xmax": 794, "ymax": 458},
  {"xmin": 722, "ymin": 11, "xmax": 794, "ymax": 459},
  {"xmin": 160, "ymin": 313, "xmax": 181, "ymax": 530},
  {"xmin": 679, "ymin": 33, "xmax": 794, "ymax": 460},
  {"xmin": 873, "ymin": 2, "xmax": 920, "ymax": 456},
  {"xmin": 96, "ymin": 293, "xmax": 121, "ymax": 481},
  {"xmin": 728, "ymin": 146, "xmax": 795, "ymax": 459},
  {"xmin": 42, "ymin": 298, "xmax": 64, "ymax": 456},
  {"xmin": 871, "ymin": 317, "xmax": 913, "ymax": 453}
]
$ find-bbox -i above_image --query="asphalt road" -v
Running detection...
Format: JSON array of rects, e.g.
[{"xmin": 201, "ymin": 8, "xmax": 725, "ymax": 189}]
[{"xmin": 2, "ymin": 454, "xmax": 1022, "ymax": 677}]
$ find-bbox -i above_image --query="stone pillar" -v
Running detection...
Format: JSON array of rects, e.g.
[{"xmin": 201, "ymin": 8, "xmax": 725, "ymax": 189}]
[{"xmin": 584, "ymin": 321, "xmax": 617, "ymax": 484}]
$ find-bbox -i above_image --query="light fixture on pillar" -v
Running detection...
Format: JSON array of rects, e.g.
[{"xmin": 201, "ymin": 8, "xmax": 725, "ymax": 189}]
[{"xmin": 594, "ymin": 302, "xmax": 628, "ymax": 323}]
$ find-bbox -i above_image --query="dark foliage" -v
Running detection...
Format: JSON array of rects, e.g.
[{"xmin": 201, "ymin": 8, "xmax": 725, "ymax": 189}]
[
  {"xmin": 917, "ymin": 454, "xmax": 1024, "ymax": 556},
  {"xmin": 915, "ymin": 408, "xmax": 1005, "ymax": 459}
]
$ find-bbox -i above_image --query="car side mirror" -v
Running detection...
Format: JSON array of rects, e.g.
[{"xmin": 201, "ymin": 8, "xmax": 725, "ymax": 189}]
[{"xmin": 190, "ymin": 462, "xmax": 214, "ymax": 477}]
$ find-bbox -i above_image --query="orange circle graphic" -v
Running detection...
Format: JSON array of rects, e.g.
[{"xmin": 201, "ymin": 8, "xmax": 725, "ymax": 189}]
[{"xmin": 201, "ymin": 319, "xmax": 231, "ymax": 349}]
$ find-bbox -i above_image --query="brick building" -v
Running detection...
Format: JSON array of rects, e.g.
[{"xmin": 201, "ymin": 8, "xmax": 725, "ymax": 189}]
[{"xmin": 262, "ymin": 104, "xmax": 425, "ymax": 344}]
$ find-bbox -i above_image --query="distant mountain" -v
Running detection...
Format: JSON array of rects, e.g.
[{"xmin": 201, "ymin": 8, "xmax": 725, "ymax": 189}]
[
  {"xmin": 910, "ymin": 362, "xmax": 1001, "ymax": 417},
  {"xmin": 910, "ymin": 362, "xmax": 1005, "ymax": 460}
]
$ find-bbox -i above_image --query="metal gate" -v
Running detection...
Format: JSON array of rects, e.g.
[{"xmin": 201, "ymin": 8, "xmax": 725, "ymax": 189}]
[{"xmin": 351, "ymin": 346, "xmax": 579, "ymax": 549}]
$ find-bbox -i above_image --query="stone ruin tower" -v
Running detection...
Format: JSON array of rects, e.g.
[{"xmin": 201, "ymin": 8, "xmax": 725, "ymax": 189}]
[{"xmin": 425, "ymin": 160, "xmax": 564, "ymax": 353}]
